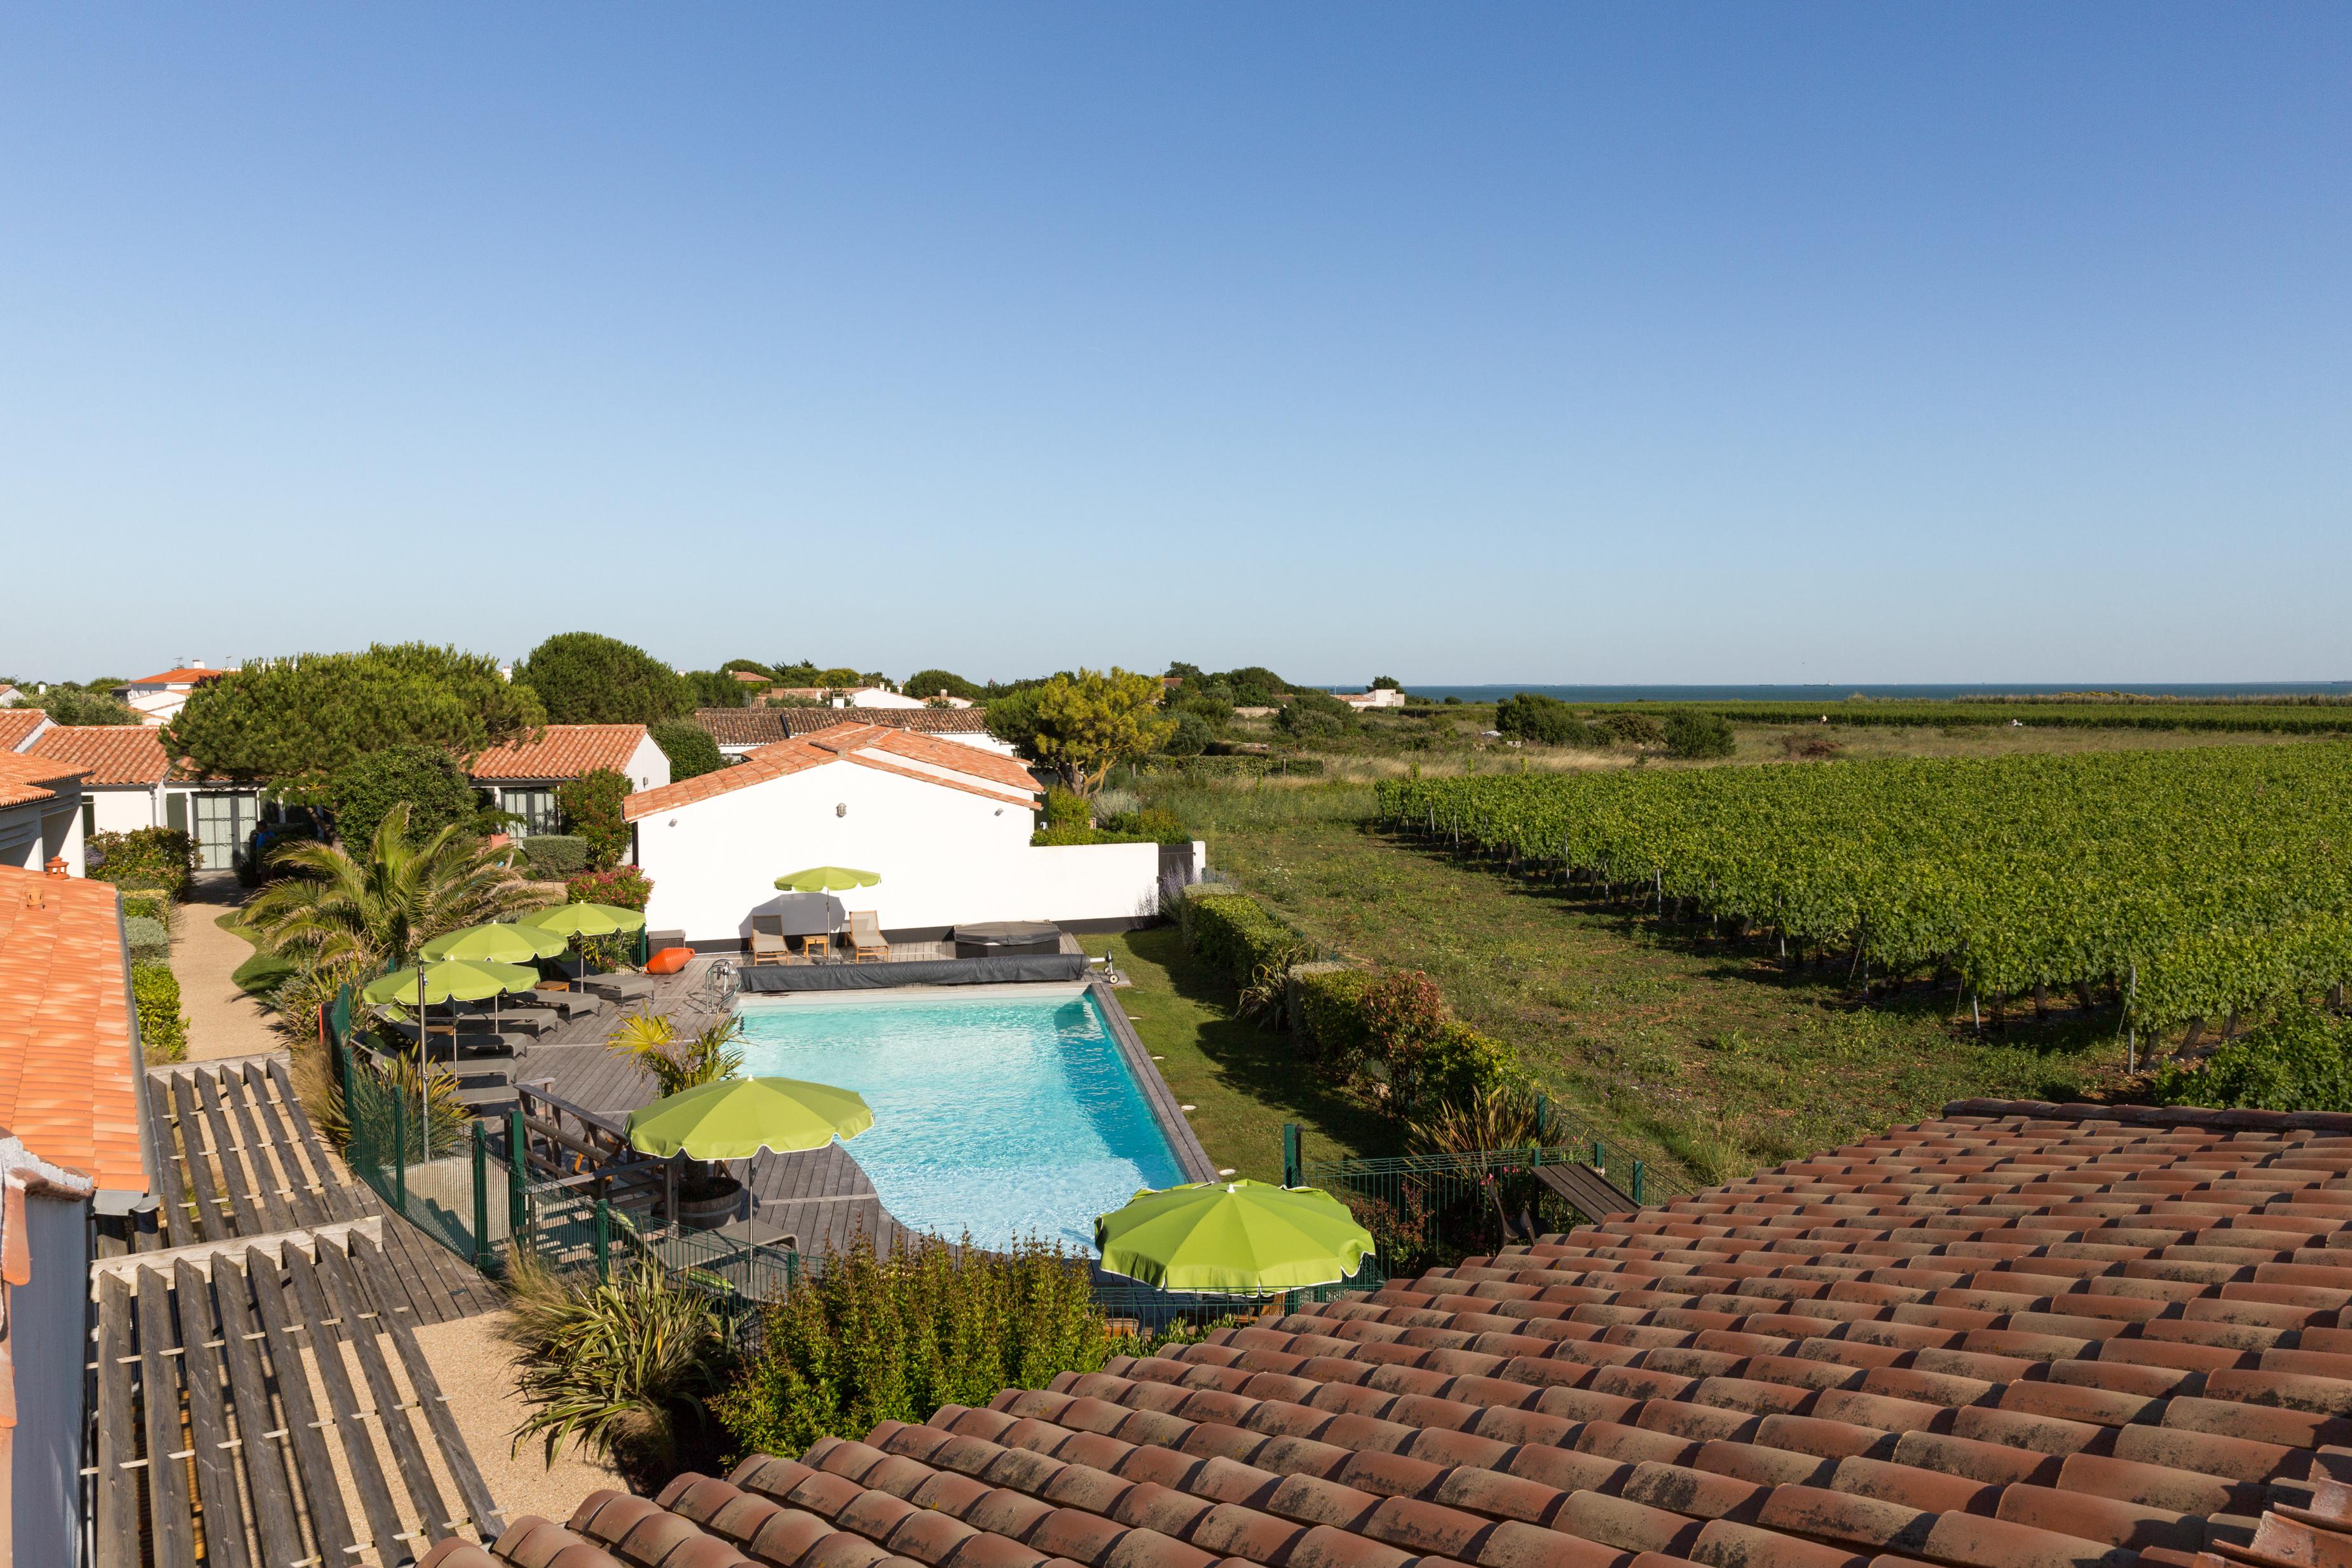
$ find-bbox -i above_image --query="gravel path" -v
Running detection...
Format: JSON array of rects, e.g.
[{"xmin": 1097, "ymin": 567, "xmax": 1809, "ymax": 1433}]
[
  {"xmin": 411, "ymin": 1310, "xmax": 627, "ymax": 1527},
  {"xmin": 172, "ymin": 872, "xmax": 285, "ymax": 1061}
]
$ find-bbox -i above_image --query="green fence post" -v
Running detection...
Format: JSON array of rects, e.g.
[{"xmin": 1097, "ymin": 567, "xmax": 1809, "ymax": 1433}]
[
  {"xmin": 594, "ymin": 1199, "xmax": 611, "ymax": 1281},
  {"xmin": 392, "ymin": 1095, "xmax": 407, "ymax": 1211},
  {"xmin": 1591, "ymin": 1138, "xmax": 1605, "ymax": 1173},
  {"xmin": 1282, "ymin": 1124, "xmax": 1301, "ymax": 1189},
  {"xmin": 1632, "ymin": 1161, "xmax": 1646, "ymax": 1206},
  {"xmin": 471, "ymin": 1122, "xmax": 493, "ymax": 1271},
  {"xmin": 507, "ymin": 1108, "xmax": 530, "ymax": 1250},
  {"xmin": 1534, "ymin": 1093, "xmax": 1549, "ymax": 1142}
]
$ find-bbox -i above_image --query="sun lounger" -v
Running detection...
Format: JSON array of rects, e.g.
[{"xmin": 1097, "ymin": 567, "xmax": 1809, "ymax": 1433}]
[
  {"xmin": 847, "ymin": 910, "xmax": 889, "ymax": 963},
  {"xmin": 749, "ymin": 914, "xmax": 791, "ymax": 966},
  {"xmin": 587, "ymin": 974, "xmax": 655, "ymax": 1003}
]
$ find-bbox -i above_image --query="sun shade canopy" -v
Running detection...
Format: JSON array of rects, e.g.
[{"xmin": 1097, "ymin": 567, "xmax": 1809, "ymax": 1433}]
[
  {"xmin": 513, "ymin": 902, "xmax": 647, "ymax": 938},
  {"xmin": 418, "ymin": 920, "xmax": 570, "ymax": 963},
  {"xmin": 624, "ymin": 1076, "xmax": 875, "ymax": 1160},
  {"xmin": 774, "ymin": 866, "xmax": 881, "ymax": 892},
  {"xmin": 360, "ymin": 958, "xmax": 542, "ymax": 1006},
  {"xmin": 1093, "ymin": 1179, "xmax": 1374, "ymax": 1292}
]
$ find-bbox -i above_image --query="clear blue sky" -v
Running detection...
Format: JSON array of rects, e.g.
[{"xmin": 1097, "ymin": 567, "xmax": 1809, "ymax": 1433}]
[{"xmin": 4, "ymin": 6, "xmax": 2346, "ymax": 686}]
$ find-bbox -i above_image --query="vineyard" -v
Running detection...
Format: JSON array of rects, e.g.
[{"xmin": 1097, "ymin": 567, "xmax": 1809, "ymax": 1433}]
[{"xmin": 1376, "ymin": 745, "xmax": 2352, "ymax": 1036}]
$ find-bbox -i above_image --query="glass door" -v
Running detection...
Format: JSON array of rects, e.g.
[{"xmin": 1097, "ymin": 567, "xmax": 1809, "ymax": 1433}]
[{"xmin": 193, "ymin": 791, "xmax": 256, "ymax": 870}]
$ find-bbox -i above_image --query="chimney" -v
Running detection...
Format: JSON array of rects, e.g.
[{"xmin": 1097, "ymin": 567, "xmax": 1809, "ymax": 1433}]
[
  {"xmin": 44, "ymin": 856, "xmax": 69, "ymax": 879},
  {"xmin": 188, "ymin": 658, "xmax": 207, "ymax": 671}
]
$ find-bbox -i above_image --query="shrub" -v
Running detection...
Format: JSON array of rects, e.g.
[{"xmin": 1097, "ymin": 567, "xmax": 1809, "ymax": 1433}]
[
  {"xmin": 1664, "ymin": 711, "xmax": 1737, "ymax": 760},
  {"xmin": 1411, "ymin": 1081, "xmax": 1547, "ymax": 1156},
  {"xmin": 88, "ymin": 828, "xmax": 198, "ymax": 898},
  {"xmin": 649, "ymin": 720, "xmax": 725, "ymax": 782},
  {"xmin": 568, "ymin": 864, "xmax": 653, "ymax": 912},
  {"xmin": 1160, "ymin": 711, "xmax": 1214, "ymax": 758},
  {"xmin": 1416, "ymin": 1022, "xmax": 1519, "ymax": 1108},
  {"xmin": 1275, "ymin": 690, "xmax": 1353, "ymax": 740},
  {"xmin": 1358, "ymin": 969, "xmax": 1448, "ymax": 1106},
  {"xmin": 1598, "ymin": 712, "xmax": 1667, "ymax": 748},
  {"xmin": 714, "ymin": 1233, "xmax": 1108, "ymax": 1458},
  {"xmin": 519, "ymin": 834, "xmax": 590, "ymax": 879},
  {"xmin": 1103, "ymin": 805, "xmax": 1190, "ymax": 844},
  {"xmin": 609, "ymin": 1011, "xmax": 744, "ymax": 1097},
  {"xmin": 501, "ymin": 1251, "xmax": 730, "ymax": 1483},
  {"xmin": 557, "ymin": 768, "xmax": 632, "ymax": 870},
  {"xmin": 1290, "ymin": 965, "xmax": 1375, "ymax": 1074},
  {"xmin": 1494, "ymin": 693, "xmax": 1596, "ymax": 747},
  {"xmin": 327, "ymin": 744, "xmax": 484, "ymax": 847},
  {"xmin": 1031, "ymin": 821, "xmax": 1147, "ymax": 847},
  {"xmin": 118, "ymin": 889, "xmax": 171, "ymax": 925},
  {"xmin": 2154, "ymin": 1004, "xmax": 2352, "ymax": 1112},
  {"xmin": 133, "ymin": 964, "xmax": 186, "ymax": 1063},
  {"xmin": 1181, "ymin": 892, "xmax": 1306, "ymax": 992},
  {"xmin": 1041, "ymin": 788, "xmax": 1090, "ymax": 829},
  {"xmin": 124, "ymin": 915, "xmax": 172, "ymax": 966}
]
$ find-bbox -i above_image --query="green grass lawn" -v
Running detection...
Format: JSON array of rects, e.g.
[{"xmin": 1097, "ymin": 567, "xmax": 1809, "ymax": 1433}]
[
  {"xmin": 1150, "ymin": 780, "xmax": 2124, "ymax": 1185},
  {"xmin": 217, "ymin": 910, "xmax": 294, "ymax": 997},
  {"xmin": 1095, "ymin": 927, "xmax": 1390, "ymax": 1181}
]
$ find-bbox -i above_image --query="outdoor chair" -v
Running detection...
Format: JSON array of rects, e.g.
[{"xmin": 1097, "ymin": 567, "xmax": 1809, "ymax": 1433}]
[
  {"xmin": 748, "ymin": 914, "xmax": 790, "ymax": 966},
  {"xmin": 847, "ymin": 910, "xmax": 889, "ymax": 963}
]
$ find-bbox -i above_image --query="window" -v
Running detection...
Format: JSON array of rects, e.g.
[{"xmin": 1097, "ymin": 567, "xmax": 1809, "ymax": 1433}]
[
  {"xmin": 81, "ymin": 800, "xmax": 95, "ymax": 839},
  {"xmin": 503, "ymin": 787, "xmax": 561, "ymax": 837}
]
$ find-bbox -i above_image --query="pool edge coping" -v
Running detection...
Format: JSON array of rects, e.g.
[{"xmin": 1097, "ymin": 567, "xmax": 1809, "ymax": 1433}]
[{"xmin": 1090, "ymin": 978, "xmax": 1220, "ymax": 1185}]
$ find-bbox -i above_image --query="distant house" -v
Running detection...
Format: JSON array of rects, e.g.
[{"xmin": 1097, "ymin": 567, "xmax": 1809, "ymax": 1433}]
[
  {"xmin": 627, "ymin": 721, "xmax": 1188, "ymax": 945},
  {"xmin": 0, "ymin": 684, "xmax": 25, "ymax": 707},
  {"xmin": 1337, "ymin": 687, "xmax": 1407, "ymax": 710},
  {"xmin": 693, "ymin": 706, "xmax": 1013, "ymax": 761},
  {"xmin": 22, "ymin": 725, "xmax": 266, "ymax": 870},
  {"xmin": 113, "ymin": 662, "xmax": 229, "ymax": 726},
  {"xmin": 0, "ymin": 709, "xmax": 49, "ymax": 753},
  {"xmin": 0, "ymin": 754, "xmax": 87, "ymax": 875},
  {"xmin": 467, "ymin": 723, "xmax": 669, "ymax": 837}
]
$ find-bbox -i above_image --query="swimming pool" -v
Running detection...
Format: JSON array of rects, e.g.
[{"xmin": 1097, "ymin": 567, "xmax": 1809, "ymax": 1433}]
[{"xmin": 733, "ymin": 987, "xmax": 1189, "ymax": 1251}]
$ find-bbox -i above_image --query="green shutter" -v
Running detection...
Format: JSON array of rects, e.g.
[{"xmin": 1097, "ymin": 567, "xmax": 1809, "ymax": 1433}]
[{"xmin": 166, "ymin": 792, "xmax": 187, "ymax": 834}]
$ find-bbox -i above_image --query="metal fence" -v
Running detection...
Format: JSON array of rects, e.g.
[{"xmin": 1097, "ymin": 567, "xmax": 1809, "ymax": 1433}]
[{"xmin": 1291, "ymin": 1114, "xmax": 1695, "ymax": 1275}]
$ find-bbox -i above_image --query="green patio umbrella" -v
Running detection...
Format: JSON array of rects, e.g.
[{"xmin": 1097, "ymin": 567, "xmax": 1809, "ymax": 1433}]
[
  {"xmin": 624, "ymin": 1077, "xmax": 875, "ymax": 1160},
  {"xmin": 774, "ymin": 866, "xmax": 881, "ymax": 893},
  {"xmin": 419, "ymin": 920, "xmax": 571, "ymax": 964},
  {"xmin": 362, "ymin": 958, "xmax": 541, "ymax": 1160},
  {"xmin": 1094, "ymin": 1180, "xmax": 1375, "ymax": 1293},
  {"xmin": 514, "ymin": 901, "xmax": 648, "ymax": 987}
]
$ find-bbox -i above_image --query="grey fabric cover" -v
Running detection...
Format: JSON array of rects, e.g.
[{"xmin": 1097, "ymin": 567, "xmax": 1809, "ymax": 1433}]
[{"xmin": 736, "ymin": 954, "xmax": 1089, "ymax": 992}]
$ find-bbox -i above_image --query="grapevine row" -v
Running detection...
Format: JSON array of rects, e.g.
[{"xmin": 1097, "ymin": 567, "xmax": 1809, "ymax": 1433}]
[{"xmin": 1375, "ymin": 746, "xmax": 2352, "ymax": 1032}]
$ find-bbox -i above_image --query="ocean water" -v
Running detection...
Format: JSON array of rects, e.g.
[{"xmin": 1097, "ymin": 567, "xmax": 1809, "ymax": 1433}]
[
  {"xmin": 734, "ymin": 989, "xmax": 1186, "ymax": 1252},
  {"xmin": 1325, "ymin": 682, "xmax": 2352, "ymax": 704}
]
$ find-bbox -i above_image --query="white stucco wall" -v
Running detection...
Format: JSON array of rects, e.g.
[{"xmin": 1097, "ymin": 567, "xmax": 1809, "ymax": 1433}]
[
  {"xmin": 0, "ymin": 789, "xmax": 85, "ymax": 873},
  {"xmin": 88, "ymin": 786, "xmax": 163, "ymax": 835},
  {"xmin": 632, "ymin": 760, "xmax": 1165, "ymax": 942},
  {"xmin": 626, "ymin": 733, "xmax": 672, "ymax": 793}
]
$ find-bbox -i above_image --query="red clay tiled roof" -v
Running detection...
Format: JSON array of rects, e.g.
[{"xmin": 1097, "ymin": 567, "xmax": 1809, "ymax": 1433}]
[
  {"xmin": 0, "ymin": 751, "xmax": 84, "ymax": 809},
  {"xmin": 427, "ymin": 1098, "xmax": 2352, "ymax": 1568},
  {"xmin": 0, "ymin": 709, "xmax": 48, "ymax": 751},
  {"xmin": 468, "ymin": 724, "xmax": 651, "ymax": 782},
  {"xmin": 0, "ymin": 867, "xmax": 147, "ymax": 1194},
  {"xmin": 625, "ymin": 723, "xmax": 1037, "ymax": 821},
  {"xmin": 26, "ymin": 723, "xmax": 170, "ymax": 786},
  {"xmin": 122, "ymin": 667, "xmax": 222, "ymax": 688},
  {"xmin": 695, "ymin": 706, "xmax": 995, "ymax": 745}
]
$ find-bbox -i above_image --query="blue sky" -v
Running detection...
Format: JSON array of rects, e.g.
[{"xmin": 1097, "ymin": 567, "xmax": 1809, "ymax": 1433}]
[{"xmin": 3, "ymin": 6, "xmax": 2346, "ymax": 686}]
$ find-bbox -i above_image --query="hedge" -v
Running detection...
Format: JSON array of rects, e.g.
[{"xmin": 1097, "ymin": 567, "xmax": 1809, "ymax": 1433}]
[
  {"xmin": 133, "ymin": 964, "xmax": 187, "ymax": 1063},
  {"xmin": 519, "ymin": 834, "xmax": 590, "ymax": 878},
  {"xmin": 1289, "ymin": 964, "xmax": 1373, "ymax": 1072},
  {"xmin": 124, "ymin": 915, "xmax": 172, "ymax": 967},
  {"xmin": 1180, "ymin": 892, "xmax": 1306, "ymax": 991},
  {"xmin": 119, "ymin": 889, "xmax": 172, "ymax": 925},
  {"xmin": 89, "ymin": 828, "xmax": 198, "ymax": 899}
]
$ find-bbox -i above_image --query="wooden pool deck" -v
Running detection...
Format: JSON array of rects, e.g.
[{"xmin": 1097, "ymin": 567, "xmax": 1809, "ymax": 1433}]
[{"xmin": 507, "ymin": 955, "xmax": 912, "ymax": 1255}]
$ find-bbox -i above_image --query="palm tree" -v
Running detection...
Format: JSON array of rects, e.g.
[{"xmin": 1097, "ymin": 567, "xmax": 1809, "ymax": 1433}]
[{"xmin": 244, "ymin": 801, "xmax": 552, "ymax": 974}]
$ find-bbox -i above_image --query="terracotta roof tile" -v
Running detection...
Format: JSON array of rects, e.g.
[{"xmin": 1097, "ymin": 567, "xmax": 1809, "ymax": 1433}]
[
  {"xmin": 467, "ymin": 724, "xmax": 652, "ymax": 782},
  {"xmin": 0, "ymin": 709, "xmax": 48, "ymax": 751},
  {"xmin": 123, "ymin": 667, "xmax": 224, "ymax": 687},
  {"xmin": 624, "ymin": 723, "xmax": 1039, "ymax": 821},
  {"xmin": 695, "ymin": 707, "xmax": 994, "ymax": 747},
  {"xmin": 0, "ymin": 866, "xmax": 147, "ymax": 1192},
  {"xmin": 0, "ymin": 750, "xmax": 83, "ymax": 808},
  {"xmin": 25, "ymin": 723, "xmax": 170, "ymax": 786}
]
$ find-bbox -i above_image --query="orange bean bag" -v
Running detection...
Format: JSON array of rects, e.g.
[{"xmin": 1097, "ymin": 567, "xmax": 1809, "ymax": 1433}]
[{"xmin": 645, "ymin": 945, "xmax": 692, "ymax": 975}]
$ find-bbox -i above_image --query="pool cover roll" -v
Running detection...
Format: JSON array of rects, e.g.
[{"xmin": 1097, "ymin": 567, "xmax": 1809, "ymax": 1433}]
[{"xmin": 736, "ymin": 953, "xmax": 1089, "ymax": 991}]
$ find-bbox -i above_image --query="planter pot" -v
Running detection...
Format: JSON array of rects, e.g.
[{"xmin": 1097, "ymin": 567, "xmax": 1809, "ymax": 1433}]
[{"xmin": 675, "ymin": 1175, "xmax": 744, "ymax": 1231}]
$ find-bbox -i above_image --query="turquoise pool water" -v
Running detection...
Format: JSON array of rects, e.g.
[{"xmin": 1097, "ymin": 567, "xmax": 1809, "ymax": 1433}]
[{"xmin": 733, "ymin": 989, "xmax": 1187, "ymax": 1251}]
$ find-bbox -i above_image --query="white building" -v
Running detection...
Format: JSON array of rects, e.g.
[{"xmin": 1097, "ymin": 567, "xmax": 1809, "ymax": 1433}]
[
  {"xmin": 23, "ymin": 725, "xmax": 264, "ymax": 871},
  {"xmin": 627, "ymin": 721, "xmax": 1188, "ymax": 946},
  {"xmin": 468, "ymin": 723, "xmax": 671, "ymax": 836},
  {"xmin": 694, "ymin": 706, "xmax": 1015, "ymax": 761},
  {"xmin": 1337, "ymin": 686, "xmax": 1407, "ymax": 710},
  {"xmin": 114, "ymin": 663, "xmax": 229, "ymax": 726},
  {"xmin": 0, "ymin": 754, "xmax": 86, "ymax": 875}
]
